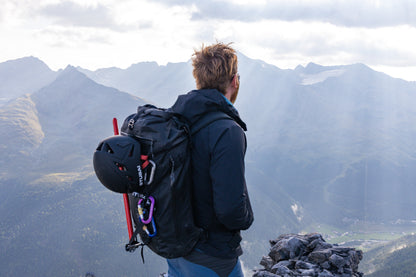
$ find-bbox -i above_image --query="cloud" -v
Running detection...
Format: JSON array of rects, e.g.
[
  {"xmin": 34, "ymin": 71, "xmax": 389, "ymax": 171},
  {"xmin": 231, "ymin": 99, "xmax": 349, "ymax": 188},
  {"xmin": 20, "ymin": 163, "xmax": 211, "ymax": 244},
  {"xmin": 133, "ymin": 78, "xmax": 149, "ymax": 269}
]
[
  {"xmin": 211, "ymin": 19, "xmax": 416, "ymax": 70},
  {"xmin": 36, "ymin": 27, "xmax": 113, "ymax": 48},
  {"xmin": 38, "ymin": 1, "xmax": 130, "ymax": 31},
  {"xmin": 1, "ymin": 0, "xmax": 415, "ymax": 80},
  {"xmin": 153, "ymin": 0, "xmax": 416, "ymax": 28}
]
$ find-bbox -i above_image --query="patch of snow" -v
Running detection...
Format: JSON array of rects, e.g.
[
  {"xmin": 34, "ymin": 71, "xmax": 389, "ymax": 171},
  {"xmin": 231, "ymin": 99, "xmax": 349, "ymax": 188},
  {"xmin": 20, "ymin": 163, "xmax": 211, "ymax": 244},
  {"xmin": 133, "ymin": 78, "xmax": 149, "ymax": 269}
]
[
  {"xmin": 291, "ymin": 203, "xmax": 303, "ymax": 222},
  {"xmin": 300, "ymin": 69, "xmax": 346, "ymax": 85}
]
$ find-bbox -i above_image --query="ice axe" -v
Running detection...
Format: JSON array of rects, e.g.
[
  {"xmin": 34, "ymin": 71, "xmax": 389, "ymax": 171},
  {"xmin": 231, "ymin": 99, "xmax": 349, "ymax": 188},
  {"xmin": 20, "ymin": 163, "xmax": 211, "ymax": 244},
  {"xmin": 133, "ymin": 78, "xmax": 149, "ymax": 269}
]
[{"xmin": 113, "ymin": 117, "xmax": 134, "ymax": 239}]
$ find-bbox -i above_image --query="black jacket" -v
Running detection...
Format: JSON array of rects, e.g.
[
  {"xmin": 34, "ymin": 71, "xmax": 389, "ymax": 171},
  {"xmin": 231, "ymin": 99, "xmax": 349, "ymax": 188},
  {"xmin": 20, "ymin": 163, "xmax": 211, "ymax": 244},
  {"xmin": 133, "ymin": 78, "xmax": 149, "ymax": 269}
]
[{"xmin": 170, "ymin": 89, "xmax": 254, "ymax": 259}]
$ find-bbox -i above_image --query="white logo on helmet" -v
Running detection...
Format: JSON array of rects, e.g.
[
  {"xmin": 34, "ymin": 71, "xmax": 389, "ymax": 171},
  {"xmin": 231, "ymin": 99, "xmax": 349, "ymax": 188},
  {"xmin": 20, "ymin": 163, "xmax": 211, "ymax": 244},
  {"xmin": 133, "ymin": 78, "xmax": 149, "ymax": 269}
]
[{"xmin": 137, "ymin": 165, "xmax": 144, "ymax": 186}]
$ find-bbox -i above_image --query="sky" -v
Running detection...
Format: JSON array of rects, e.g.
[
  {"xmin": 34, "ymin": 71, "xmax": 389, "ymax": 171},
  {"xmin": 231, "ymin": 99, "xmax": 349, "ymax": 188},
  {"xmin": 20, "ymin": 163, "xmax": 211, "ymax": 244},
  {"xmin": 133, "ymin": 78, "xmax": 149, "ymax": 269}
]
[{"xmin": 1, "ymin": 0, "xmax": 415, "ymax": 81}]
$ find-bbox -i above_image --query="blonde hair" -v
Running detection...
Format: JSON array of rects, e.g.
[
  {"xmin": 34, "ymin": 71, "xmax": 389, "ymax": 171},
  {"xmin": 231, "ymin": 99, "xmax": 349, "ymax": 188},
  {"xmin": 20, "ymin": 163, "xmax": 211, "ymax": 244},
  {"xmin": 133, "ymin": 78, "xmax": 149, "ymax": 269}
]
[{"xmin": 192, "ymin": 42, "xmax": 238, "ymax": 95}]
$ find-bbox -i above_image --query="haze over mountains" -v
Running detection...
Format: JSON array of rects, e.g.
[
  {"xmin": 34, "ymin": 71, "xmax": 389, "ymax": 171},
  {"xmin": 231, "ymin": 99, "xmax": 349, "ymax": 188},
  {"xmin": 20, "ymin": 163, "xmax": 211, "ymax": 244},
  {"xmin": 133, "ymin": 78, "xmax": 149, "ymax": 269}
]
[{"xmin": 1, "ymin": 55, "xmax": 416, "ymax": 276}]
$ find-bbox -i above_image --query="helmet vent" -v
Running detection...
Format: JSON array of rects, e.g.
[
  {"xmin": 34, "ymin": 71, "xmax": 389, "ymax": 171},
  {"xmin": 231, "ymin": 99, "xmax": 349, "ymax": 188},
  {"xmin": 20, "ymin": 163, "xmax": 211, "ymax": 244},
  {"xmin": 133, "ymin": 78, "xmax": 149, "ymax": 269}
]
[
  {"xmin": 128, "ymin": 145, "xmax": 134, "ymax": 157},
  {"xmin": 106, "ymin": 144, "xmax": 114, "ymax": 154},
  {"xmin": 96, "ymin": 142, "xmax": 103, "ymax": 151},
  {"xmin": 115, "ymin": 162, "xmax": 126, "ymax": 171}
]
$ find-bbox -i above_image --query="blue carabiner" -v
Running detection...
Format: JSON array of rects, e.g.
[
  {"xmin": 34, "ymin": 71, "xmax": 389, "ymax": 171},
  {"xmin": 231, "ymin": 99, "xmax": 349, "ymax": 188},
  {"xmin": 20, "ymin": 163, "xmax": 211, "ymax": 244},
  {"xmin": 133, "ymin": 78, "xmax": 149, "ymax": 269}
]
[{"xmin": 142, "ymin": 217, "xmax": 157, "ymax": 237}]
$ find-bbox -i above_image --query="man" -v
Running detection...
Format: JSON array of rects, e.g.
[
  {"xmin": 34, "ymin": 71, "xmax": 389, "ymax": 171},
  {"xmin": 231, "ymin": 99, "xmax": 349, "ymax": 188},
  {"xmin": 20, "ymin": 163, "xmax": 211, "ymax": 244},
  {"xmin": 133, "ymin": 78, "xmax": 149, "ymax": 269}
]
[{"xmin": 168, "ymin": 42, "xmax": 254, "ymax": 277}]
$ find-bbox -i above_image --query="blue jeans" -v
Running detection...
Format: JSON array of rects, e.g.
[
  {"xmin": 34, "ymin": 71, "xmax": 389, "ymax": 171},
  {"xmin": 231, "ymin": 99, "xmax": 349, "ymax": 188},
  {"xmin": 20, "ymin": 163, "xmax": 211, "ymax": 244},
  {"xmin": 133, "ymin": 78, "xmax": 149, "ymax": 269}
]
[{"xmin": 167, "ymin": 257, "xmax": 244, "ymax": 277}]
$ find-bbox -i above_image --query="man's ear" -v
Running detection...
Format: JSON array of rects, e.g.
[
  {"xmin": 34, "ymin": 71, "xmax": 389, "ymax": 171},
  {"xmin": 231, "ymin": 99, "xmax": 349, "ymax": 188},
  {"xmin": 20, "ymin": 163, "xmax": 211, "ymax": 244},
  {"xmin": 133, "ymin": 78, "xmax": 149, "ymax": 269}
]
[{"xmin": 232, "ymin": 74, "xmax": 239, "ymax": 88}]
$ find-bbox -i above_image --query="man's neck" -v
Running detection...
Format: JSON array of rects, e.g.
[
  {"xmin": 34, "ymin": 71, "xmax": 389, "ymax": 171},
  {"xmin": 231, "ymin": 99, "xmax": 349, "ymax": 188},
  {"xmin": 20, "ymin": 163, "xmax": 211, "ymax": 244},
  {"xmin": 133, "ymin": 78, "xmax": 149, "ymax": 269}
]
[{"xmin": 221, "ymin": 93, "xmax": 234, "ymax": 106}]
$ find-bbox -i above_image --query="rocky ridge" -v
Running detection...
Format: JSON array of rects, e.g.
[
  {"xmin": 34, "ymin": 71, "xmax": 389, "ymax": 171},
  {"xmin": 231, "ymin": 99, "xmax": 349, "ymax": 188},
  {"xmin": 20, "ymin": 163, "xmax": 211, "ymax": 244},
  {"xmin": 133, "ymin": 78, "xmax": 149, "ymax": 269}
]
[{"xmin": 253, "ymin": 233, "xmax": 363, "ymax": 277}]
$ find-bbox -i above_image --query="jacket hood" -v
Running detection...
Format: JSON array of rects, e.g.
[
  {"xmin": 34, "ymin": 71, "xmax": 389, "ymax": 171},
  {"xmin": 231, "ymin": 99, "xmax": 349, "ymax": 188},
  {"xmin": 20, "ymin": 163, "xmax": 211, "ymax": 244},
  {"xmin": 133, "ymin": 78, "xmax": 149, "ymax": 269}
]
[{"xmin": 169, "ymin": 89, "xmax": 247, "ymax": 131}]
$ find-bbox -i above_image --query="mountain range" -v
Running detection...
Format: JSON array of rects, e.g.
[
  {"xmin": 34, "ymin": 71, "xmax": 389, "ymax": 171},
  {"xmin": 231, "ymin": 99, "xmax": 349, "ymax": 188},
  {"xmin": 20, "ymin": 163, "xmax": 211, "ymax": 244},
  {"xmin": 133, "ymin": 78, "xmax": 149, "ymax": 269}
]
[{"xmin": 1, "ymin": 55, "xmax": 416, "ymax": 276}]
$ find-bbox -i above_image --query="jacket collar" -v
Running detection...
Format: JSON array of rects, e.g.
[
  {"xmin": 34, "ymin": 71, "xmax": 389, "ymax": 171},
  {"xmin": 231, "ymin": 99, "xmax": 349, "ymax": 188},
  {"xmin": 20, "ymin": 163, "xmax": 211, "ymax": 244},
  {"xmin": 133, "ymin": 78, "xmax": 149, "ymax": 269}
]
[{"xmin": 169, "ymin": 89, "xmax": 247, "ymax": 131}]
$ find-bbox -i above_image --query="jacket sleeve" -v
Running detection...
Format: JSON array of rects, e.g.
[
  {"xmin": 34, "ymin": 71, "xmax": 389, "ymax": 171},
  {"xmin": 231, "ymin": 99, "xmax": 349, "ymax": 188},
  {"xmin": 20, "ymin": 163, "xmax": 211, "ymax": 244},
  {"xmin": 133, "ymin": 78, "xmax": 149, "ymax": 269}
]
[{"xmin": 209, "ymin": 122, "xmax": 254, "ymax": 231}]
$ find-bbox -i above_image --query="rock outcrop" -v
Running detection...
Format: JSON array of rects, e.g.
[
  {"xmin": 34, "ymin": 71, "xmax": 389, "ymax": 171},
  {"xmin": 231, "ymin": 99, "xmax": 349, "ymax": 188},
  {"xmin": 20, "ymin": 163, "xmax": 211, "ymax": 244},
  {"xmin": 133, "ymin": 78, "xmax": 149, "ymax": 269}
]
[{"xmin": 253, "ymin": 233, "xmax": 363, "ymax": 277}]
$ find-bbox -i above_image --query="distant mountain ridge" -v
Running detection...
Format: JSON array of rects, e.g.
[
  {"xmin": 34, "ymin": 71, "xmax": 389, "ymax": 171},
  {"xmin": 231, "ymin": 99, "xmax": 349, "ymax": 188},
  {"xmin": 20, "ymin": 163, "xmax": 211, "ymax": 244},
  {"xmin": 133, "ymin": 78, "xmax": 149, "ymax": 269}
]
[
  {"xmin": 0, "ymin": 64, "xmax": 146, "ymax": 178},
  {"xmin": 1, "ymin": 55, "xmax": 416, "ymax": 276},
  {"xmin": 0, "ymin": 56, "xmax": 58, "ymax": 105},
  {"xmin": 77, "ymin": 60, "xmax": 194, "ymax": 108}
]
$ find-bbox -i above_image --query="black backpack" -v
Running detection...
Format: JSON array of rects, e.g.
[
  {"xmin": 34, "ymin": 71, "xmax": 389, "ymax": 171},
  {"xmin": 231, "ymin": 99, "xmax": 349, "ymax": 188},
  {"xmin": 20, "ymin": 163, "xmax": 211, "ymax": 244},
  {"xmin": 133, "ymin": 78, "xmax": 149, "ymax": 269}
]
[{"xmin": 120, "ymin": 104, "xmax": 231, "ymax": 260}]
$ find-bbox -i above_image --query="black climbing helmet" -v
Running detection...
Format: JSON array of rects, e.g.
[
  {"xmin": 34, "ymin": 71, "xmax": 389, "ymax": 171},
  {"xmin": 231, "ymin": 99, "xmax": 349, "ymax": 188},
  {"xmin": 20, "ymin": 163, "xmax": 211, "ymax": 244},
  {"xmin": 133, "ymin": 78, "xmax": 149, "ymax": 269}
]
[{"xmin": 93, "ymin": 135, "xmax": 141, "ymax": 193}]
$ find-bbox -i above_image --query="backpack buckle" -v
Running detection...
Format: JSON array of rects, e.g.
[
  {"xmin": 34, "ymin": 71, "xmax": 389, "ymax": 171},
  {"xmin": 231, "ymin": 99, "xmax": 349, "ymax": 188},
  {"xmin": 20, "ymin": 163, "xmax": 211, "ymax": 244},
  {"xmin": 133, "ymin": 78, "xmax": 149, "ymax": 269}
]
[{"xmin": 125, "ymin": 240, "xmax": 143, "ymax": 252}]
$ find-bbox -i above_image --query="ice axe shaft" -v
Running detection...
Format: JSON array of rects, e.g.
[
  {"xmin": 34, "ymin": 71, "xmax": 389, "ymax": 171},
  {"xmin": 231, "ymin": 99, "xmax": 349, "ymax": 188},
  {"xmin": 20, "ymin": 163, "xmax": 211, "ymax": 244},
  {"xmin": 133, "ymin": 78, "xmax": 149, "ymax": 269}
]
[{"xmin": 113, "ymin": 117, "xmax": 134, "ymax": 239}]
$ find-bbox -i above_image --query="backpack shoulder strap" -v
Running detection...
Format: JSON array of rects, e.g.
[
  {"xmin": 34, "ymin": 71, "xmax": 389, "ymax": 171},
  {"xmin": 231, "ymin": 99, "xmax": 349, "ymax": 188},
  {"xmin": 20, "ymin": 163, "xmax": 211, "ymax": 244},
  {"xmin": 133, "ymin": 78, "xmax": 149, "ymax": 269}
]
[{"xmin": 190, "ymin": 112, "xmax": 233, "ymax": 136}]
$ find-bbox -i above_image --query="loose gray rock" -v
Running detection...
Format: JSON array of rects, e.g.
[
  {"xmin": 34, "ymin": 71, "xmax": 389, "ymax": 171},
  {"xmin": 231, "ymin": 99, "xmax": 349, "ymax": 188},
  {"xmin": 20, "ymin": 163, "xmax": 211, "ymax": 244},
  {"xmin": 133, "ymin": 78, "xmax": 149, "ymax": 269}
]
[
  {"xmin": 272, "ymin": 265, "xmax": 292, "ymax": 275},
  {"xmin": 253, "ymin": 270, "xmax": 280, "ymax": 277},
  {"xmin": 329, "ymin": 254, "xmax": 346, "ymax": 268},
  {"xmin": 318, "ymin": 270, "xmax": 335, "ymax": 277},
  {"xmin": 260, "ymin": 255, "xmax": 275, "ymax": 271},
  {"xmin": 252, "ymin": 233, "xmax": 363, "ymax": 277},
  {"xmin": 295, "ymin": 260, "xmax": 316, "ymax": 270}
]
